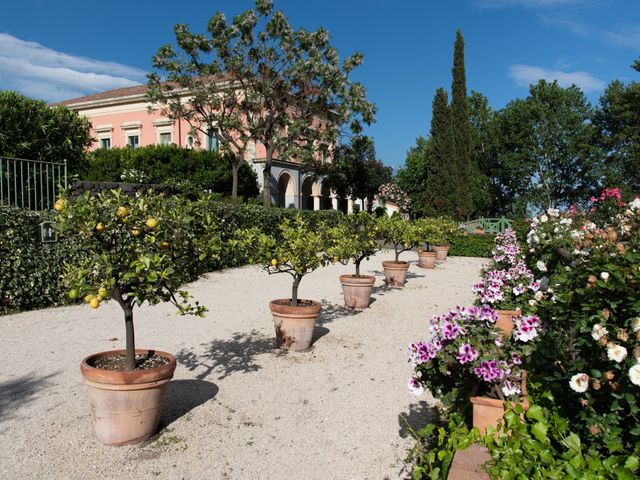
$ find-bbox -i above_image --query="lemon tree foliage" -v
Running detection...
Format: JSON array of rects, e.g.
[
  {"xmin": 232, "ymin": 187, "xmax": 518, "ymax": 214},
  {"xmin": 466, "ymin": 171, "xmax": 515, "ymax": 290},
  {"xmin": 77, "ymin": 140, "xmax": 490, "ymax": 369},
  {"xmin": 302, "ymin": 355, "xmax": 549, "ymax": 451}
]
[
  {"xmin": 55, "ymin": 190, "xmax": 221, "ymax": 370},
  {"xmin": 377, "ymin": 214, "xmax": 422, "ymax": 262},
  {"xmin": 327, "ymin": 211, "xmax": 380, "ymax": 276},
  {"xmin": 415, "ymin": 217, "xmax": 460, "ymax": 247},
  {"xmin": 239, "ymin": 215, "xmax": 329, "ymax": 306}
]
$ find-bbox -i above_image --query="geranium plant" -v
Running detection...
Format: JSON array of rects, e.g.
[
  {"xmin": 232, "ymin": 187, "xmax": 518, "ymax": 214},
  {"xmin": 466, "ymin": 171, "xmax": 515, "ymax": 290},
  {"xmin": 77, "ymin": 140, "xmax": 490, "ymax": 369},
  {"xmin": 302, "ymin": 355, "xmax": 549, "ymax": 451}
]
[
  {"xmin": 473, "ymin": 228, "xmax": 541, "ymax": 312},
  {"xmin": 327, "ymin": 211, "xmax": 379, "ymax": 276},
  {"xmin": 377, "ymin": 214, "xmax": 421, "ymax": 262},
  {"xmin": 407, "ymin": 305, "xmax": 542, "ymax": 411},
  {"xmin": 56, "ymin": 189, "xmax": 220, "ymax": 370},
  {"xmin": 241, "ymin": 214, "xmax": 329, "ymax": 306}
]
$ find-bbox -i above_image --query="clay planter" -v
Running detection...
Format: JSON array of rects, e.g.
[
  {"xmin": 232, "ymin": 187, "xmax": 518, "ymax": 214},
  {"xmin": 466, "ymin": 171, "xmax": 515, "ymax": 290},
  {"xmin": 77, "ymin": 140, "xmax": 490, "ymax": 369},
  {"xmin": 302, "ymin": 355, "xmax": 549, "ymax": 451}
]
[
  {"xmin": 382, "ymin": 260, "xmax": 410, "ymax": 287},
  {"xmin": 339, "ymin": 274, "xmax": 375, "ymax": 309},
  {"xmin": 494, "ymin": 309, "xmax": 521, "ymax": 336},
  {"xmin": 417, "ymin": 250, "xmax": 438, "ymax": 269},
  {"xmin": 80, "ymin": 349, "xmax": 177, "ymax": 446},
  {"xmin": 470, "ymin": 371, "xmax": 529, "ymax": 436},
  {"xmin": 431, "ymin": 245, "xmax": 450, "ymax": 262},
  {"xmin": 269, "ymin": 299, "xmax": 321, "ymax": 351}
]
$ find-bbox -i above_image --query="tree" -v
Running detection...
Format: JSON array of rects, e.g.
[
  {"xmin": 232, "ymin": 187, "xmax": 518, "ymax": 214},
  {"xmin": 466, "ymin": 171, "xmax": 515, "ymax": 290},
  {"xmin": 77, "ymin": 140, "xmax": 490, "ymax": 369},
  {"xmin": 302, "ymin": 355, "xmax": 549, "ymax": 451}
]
[
  {"xmin": 592, "ymin": 62, "xmax": 640, "ymax": 196},
  {"xmin": 397, "ymin": 136, "xmax": 429, "ymax": 215},
  {"xmin": 323, "ymin": 136, "xmax": 391, "ymax": 211},
  {"xmin": 424, "ymin": 88, "xmax": 457, "ymax": 217},
  {"xmin": 467, "ymin": 91, "xmax": 496, "ymax": 215},
  {"xmin": 493, "ymin": 80, "xmax": 600, "ymax": 215},
  {"xmin": 450, "ymin": 30, "xmax": 473, "ymax": 217},
  {"xmin": 0, "ymin": 91, "xmax": 92, "ymax": 175},
  {"xmin": 148, "ymin": 0, "xmax": 375, "ymax": 207}
]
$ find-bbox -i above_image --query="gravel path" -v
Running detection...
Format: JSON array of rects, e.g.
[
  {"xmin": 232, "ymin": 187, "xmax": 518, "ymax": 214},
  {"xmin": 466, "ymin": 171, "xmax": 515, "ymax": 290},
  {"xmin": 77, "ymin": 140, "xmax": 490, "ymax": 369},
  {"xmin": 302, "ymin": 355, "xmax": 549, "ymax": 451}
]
[{"xmin": 0, "ymin": 251, "xmax": 484, "ymax": 480}]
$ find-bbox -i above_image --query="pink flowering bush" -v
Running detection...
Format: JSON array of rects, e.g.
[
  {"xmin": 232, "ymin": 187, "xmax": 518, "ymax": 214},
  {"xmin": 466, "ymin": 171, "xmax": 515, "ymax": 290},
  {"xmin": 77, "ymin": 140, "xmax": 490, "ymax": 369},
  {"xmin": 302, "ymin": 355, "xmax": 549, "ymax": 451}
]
[
  {"xmin": 378, "ymin": 182, "xmax": 411, "ymax": 213},
  {"xmin": 472, "ymin": 228, "xmax": 541, "ymax": 312},
  {"xmin": 407, "ymin": 305, "xmax": 541, "ymax": 412}
]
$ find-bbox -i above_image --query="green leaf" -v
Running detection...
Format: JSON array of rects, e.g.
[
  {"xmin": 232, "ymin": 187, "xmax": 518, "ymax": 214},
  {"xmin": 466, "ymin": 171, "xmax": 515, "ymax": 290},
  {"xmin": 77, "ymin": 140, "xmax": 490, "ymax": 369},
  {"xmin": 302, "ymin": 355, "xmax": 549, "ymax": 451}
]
[
  {"xmin": 526, "ymin": 404, "xmax": 545, "ymax": 422},
  {"xmin": 624, "ymin": 455, "xmax": 639, "ymax": 472},
  {"xmin": 562, "ymin": 432, "xmax": 581, "ymax": 453},
  {"xmin": 531, "ymin": 422, "xmax": 549, "ymax": 443}
]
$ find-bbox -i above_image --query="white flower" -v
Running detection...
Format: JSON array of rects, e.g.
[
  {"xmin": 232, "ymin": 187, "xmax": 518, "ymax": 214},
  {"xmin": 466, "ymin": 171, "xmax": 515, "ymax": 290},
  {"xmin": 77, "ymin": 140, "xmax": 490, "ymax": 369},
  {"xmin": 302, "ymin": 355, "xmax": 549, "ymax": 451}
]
[
  {"xmin": 629, "ymin": 198, "xmax": 640, "ymax": 211},
  {"xmin": 591, "ymin": 324, "xmax": 608, "ymax": 341},
  {"xmin": 607, "ymin": 344, "xmax": 628, "ymax": 363},
  {"xmin": 407, "ymin": 377, "xmax": 424, "ymax": 396},
  {"xmin": 631, "ymin": 317, "xmax": 640, "ymax": 333},
  {"xmin": 529, "ymin": 299, "xmax": 538, "ymax": 307},
  {"xmin": 600, "ymin": 272, "xmax": 610, "ymax": 281},
  {"xmin": 534, "ymin": 291, "xmax": 544, "ymax": 301},
  {"xmin": 569, "ymin": 373, "xmax": 589, "ymax": 393},
  {"xmin": 629, "ymin": 365, "xmax": 640, "ymax": 386},
  {"xmin": 502, "ymin": 382, "xmax": 521, "ymax": 397},
  {"xmin": 540, "ymin": 214, "xmax": 549, "ymax": 223},
  {"xmin": 547, "ymin": 208, "xmax": 560, "ymax": 217},
  {"xmin": 560, "ymin": 218, "xmax": 573, "ymax": 226},
  {"xmin": 536, "ymin": 260, "xmax": 547, "ymax": 272}
]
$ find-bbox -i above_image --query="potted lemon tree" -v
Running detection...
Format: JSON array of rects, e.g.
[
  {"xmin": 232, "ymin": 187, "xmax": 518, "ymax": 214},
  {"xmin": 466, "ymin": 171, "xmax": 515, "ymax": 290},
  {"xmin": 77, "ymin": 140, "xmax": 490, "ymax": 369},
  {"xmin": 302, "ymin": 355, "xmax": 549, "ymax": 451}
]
[
  {"xmin": 376, "ymin": 214, "xmax": 421, "ymax": 287},
  {"xmin": 241, "ymin": 215, "xmax": 329, "ymax": 351},
  {"xmin": 328, "ymin": 211, "xmax": 380, "ymax": 309},
  {"xmin": 56, "ymin": 189, "xmax": 220, "ymax": 445}
]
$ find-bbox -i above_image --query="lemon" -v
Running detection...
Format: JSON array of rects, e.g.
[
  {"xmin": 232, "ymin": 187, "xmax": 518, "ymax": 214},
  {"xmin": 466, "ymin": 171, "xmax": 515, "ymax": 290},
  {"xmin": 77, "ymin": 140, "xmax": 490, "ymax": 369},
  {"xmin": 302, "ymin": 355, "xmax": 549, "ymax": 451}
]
[
  {"xmin": 132, "ymin": 228, "xmax": 141, "ymax": 237},
  {"xmin": 68, "ymin": 289, "xmax": 78, "ymax": 300},
  {"xmin": 160, "ymin": 241, "xmax": 169, "ymax": 250},
  {"xmin": 89, "ymin": 297, "xmax": 101, "ymax": 309},
  {"xmin": 84, "ymin": 294, "xmax": 94, "ymax": 303},
  {"xmin": 98, "ymin": 287, "xmax": 108, "ymax": 299},
  {"xmin": 117, "ymin": 206, "xmax": 129, "ymax": 218},
  {"xmin": 146, "ymin": 218, "xmax": 158, "ymax": 229},
  {"xmin": 95, "ymin": 222, "xmax": 104, "ymax": 233},
  {"xmin": 271, "ymin": 259, "xmax": 277, "ymax": 266}
]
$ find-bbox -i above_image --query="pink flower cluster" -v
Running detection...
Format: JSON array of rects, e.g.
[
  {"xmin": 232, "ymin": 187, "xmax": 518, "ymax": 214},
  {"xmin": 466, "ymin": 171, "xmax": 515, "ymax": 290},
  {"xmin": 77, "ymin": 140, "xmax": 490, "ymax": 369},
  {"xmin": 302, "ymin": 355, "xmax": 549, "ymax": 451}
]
[
  {"xmin": 514, "ymin": 315, "xmax": 542, "ymax": 342},
  {"xmin": 378, "ymin": 182, "xmax": 411, "ymax": 212},
  {"xmin": 590, "ymin": 187, "xmax": 624, "ymax": 207}
]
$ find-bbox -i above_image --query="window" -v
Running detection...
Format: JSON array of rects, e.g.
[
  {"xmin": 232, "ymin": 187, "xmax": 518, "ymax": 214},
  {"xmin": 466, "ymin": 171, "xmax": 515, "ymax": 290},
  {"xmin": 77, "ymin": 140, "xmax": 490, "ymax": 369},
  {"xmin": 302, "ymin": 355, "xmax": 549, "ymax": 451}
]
[
  {"xmin": 206, "ymin": 128, "xmax": 218, "ymax": 151},
  {"xmin": 127, "ymin": 135, "xmax": 139, "ymax": 149},
  {"xmin": 100, "ymin": 138, "xmax": 111, "ymax": 149},
  {"xmin": 159, "ymin": 132, "xmax": 171, "ymax": 145},
  {"xmin": 186, "ymin": 135, "xmax": 194, "ymax": 148}
]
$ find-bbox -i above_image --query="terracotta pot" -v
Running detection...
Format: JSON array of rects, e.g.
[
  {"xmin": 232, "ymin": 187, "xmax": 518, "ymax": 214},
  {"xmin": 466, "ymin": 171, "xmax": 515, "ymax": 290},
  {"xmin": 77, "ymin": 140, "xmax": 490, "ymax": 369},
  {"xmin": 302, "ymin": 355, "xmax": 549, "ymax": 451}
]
[
  {"xmin": 431, "ymin": 245, "xmax": 450, "ymax": 262},
  {"xmin": 80, "ymin": 349, "xmax": 177, "ymax": 446},
  {"xmin": 494, "ymin": 309, "xmax": 521, "ymax": 336},
  {"xmin": 417, "ymin": 250, "xmax": 438, "ymax": 269},
  {"xmin": 339, "ymin": 274, "xmax": 375, "ymax": 309},
  {"xmin": 470, "ymin": 371, "xmax": 529, "ymax": 436},
  {"xmin": 269, "ymin": 299, "xmax": 322, "ymax": 351},
  {"xmin": 382, "ymin": 260, "xmax": 409, "ymax": 287}
]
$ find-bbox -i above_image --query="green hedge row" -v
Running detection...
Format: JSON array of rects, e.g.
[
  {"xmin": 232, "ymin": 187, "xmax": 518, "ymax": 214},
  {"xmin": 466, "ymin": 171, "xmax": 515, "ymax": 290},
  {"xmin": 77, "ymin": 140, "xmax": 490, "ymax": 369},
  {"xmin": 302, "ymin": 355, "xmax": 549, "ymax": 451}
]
[
  {"xmin": 0, "ymin": 200, "xmax": 343, "ymax": 314},
  {"xmin": 448, "ymin": 233, "xmax": 496, "ymax": 258}
]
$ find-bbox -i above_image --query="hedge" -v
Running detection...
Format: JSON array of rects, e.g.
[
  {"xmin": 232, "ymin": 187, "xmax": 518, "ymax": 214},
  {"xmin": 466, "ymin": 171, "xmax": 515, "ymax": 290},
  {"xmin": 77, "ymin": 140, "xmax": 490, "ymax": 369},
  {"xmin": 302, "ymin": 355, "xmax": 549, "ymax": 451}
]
[
  {"xmin": 0, "ymin": 200, "xmax": 343, "ymax": 314},
  {"xmin": 448, "ymin": 232, "xmax": 495, "ymax": 258}
]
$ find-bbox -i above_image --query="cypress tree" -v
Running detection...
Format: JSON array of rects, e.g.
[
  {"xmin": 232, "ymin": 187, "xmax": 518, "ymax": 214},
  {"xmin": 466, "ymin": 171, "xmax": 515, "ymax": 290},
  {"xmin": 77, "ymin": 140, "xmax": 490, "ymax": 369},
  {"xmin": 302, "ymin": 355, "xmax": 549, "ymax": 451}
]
[
  {"xmin": 424, "ymin": 88, "xmax": 457, "ymax": 216},
  {"xmin": 451, "ymin": 29, "xmax": 473, "ymax": 218}
]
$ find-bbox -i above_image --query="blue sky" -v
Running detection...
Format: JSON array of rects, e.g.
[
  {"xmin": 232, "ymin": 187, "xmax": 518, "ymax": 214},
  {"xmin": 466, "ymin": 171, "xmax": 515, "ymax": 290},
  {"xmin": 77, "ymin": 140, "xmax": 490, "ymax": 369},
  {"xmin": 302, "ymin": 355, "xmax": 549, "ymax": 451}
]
[{"xmin": 0, "ymin": 0, "xmax": 638, "ymax": 169}]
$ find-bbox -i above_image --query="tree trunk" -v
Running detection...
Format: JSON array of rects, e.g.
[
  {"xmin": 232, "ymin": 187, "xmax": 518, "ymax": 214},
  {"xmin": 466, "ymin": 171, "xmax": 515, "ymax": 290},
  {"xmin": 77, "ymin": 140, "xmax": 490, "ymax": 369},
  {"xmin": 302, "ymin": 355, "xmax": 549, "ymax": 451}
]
[
  {"xmin": 291, "ymin": 276, "xmax": 301, "ymax": 307},
  {"xmin": 394, "ymin": 244, "xmax": 400, "ymax": 262},
  {"xmin": 263, "ymin": 148, "xmax": 273, "ymax": 207},
  {"xmin": 231, "ymin": 159, "xmax": 239, "ymax": 205},
  {"xmin": 124, "ymin": 304, "xmax": 136, "ymax": 370},
  {"xmin": 355, "ymin": 259, "xmax": 361, "ymax": 276}
]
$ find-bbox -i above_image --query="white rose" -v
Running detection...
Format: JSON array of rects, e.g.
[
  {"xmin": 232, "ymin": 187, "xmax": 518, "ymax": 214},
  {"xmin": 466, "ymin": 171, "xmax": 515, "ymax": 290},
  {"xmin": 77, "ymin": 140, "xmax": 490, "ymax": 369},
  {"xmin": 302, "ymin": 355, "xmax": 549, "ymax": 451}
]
[
  {"xmin": 607, "ymin": 344, "xmax": 628, "ymax": 363},
  {"xmin": 600, "ymin": 272, "xmax": 610, "ymax": 281},
  {"xmin": 534, "ymin": 291, "xmax": 544, "ymax": 301},
  {"xmin": 591, "ymin": 323, "xmax": 608, "ymax": 341},
  {"xmin": 631, "ymin": 317, "xmax": 640, "ymax": 333},
  {"xmin": 540, "ymin": 214, "xmax": 549, "ymax": 223},
  {"xmin": 629, "ymin": 198, "xmax": 640, "ymax": 211},
  {"xmin": 547, "ymin": 208, "xmax": 560, "ymax": 217},
  {"xmin": 569, "ymin": 373, "xmax": 589, "ymax": 393},
  {"xmin": 536, "ymin": 260, "xmax": 547, "ymax": 272},
  {"xmin": 629, "ymin": 365, "xmax": 640, "ymax": 386}
]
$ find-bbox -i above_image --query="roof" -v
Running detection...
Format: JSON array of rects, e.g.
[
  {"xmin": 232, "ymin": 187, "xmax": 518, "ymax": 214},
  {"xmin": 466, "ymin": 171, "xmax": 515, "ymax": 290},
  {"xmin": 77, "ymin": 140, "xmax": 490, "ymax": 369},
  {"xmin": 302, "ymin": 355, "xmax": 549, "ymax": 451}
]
[{"xmin": 51, "ymin": 84, "xmax": 150, "ymax": 107}]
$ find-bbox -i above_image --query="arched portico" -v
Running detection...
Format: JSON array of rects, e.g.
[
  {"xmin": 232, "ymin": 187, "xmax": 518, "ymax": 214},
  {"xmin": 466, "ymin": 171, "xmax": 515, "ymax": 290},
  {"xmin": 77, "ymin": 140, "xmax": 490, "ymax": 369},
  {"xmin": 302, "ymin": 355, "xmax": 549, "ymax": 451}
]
[{"xmin": 276, "ymin": 170, "xmax": 297, "ymax": 208}]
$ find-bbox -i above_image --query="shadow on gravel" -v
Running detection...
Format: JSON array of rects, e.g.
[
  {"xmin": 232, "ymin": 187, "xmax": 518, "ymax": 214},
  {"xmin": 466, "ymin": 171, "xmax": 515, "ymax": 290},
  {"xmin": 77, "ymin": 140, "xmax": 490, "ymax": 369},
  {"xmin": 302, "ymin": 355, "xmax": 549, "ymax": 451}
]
[
  {"xmin": 0, "ymin": 372, "xmax": 58, "ymax": 423},
  {"xmin": 318, "ymin": 300, "xmax": 361, "ymax": 326},
  {"xmin": 161, "ymin": 379, "xmax": 219, "ymax": 427},
  {"xmin": 312, "ymin": 326, "xmax": 330, "ymax": 344},
  {"xmin": 369, "ymin": 269, "xmax": 426, "ymax": 284},
  {"xmin": 176, "ymin": 329, "xmax": 275, "ymax": 381},
  {"xmin": 398, "ymin": 401, "xmax": 439, "ymax": 438}
]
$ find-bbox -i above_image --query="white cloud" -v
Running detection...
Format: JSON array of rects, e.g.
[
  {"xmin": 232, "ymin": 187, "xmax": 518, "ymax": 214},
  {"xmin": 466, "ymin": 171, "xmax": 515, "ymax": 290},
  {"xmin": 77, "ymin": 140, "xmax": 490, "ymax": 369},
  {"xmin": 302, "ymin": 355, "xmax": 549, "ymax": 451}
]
[
  {"xmin": 509, "ymin": 64, "xmax": 606, "ymax": 92},
  {"xmin": 475, "ymin": 0, "xmax": 590, "ymax": 9},
  {"xmin": 0, "ymin": 33, "xmax": 146, "ymax": 102},
  {"xmin": 602, "ymin": 25, "xmax": 640, "ymax": 50}
]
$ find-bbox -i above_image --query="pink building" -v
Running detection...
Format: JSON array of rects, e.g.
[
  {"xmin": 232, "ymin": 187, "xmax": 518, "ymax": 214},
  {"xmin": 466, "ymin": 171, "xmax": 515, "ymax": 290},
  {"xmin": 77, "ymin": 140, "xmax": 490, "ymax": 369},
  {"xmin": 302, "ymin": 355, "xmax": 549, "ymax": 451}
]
[{"xmin": 56, "ymin": 84, "xmax": 364, "ymax": 211}]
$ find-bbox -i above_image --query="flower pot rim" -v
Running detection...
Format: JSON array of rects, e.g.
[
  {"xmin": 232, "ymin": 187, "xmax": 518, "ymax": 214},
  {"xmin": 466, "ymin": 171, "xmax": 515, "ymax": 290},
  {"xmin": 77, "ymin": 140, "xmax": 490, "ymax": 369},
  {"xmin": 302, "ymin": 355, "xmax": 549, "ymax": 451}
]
[
  {"xmin": 382, "ymin": 260, "xmax": 410, "ymax": 270},
  {"xmin": 339, "ymin": 274, "xmax": 376, "ymax": 285},
  {"xmin": 81, "ymin": 349, "xmax": 177, "ymax": 385},
  {"xmin": 269, "ymin": 298, "xmax": 321, "ymax": 316}
]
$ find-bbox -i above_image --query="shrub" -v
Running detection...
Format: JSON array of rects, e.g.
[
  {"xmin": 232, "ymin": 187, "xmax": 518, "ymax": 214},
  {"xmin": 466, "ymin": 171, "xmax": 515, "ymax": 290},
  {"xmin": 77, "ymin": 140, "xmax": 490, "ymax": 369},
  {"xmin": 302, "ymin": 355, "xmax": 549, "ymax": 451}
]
[
  {"xmin": 377, "ymin": 215, "xmax": 422, "ymax": 262},
  {"xmin": 448, "ymin": 233, "xmax": 495, "ymax": 257},
  {"xmin": 327, "ymin": 211, "xmax": 379, "ymax": 276}
]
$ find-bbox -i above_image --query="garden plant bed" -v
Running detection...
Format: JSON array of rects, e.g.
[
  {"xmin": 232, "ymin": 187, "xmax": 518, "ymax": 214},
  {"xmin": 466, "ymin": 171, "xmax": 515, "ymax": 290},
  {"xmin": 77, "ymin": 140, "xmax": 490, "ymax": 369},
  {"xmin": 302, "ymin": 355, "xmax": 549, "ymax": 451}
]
[{"xmin": 0, "ymin": 251, "xmax": 485, "ymax": 479}]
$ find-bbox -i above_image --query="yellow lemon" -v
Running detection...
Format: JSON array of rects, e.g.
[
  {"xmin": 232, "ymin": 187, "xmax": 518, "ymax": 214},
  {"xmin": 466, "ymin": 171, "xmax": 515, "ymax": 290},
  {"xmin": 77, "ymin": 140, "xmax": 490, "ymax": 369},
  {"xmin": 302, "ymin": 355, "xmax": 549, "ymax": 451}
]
[
  {"xmin": 160, "ymin": 241, "xmax": 170, "ymax": 250},
  {"xmin": 146, "ymin": 218, "xmax": 158, "ymax": 229},
  {"xmin": 54, "ymin": 199, "xmax": 66, "ymax": 212},
  {"xmin": 84, "ymin": 294, "xmax": 94, "ymax": 304},
  {"xmin": 132, "ymin": 228, "xmax": 141, "ymax": 237},
  {"xmin": 271, "ymin": 259, "xmax": 277, "ymax": 267},
  {"xmin": 117, "ymin": 206, "xmax": 129, "ymax": 218},
  {"xmin": 89, "ymin": 297, "xmax": 101, "ymax": 309},
  {"xmin": 98, "ymin": 287, "xmax": 108, "ymax": 299},
  {"xmin": 95, "ymin": 222, "xmax": 105, "ymax": 233}
]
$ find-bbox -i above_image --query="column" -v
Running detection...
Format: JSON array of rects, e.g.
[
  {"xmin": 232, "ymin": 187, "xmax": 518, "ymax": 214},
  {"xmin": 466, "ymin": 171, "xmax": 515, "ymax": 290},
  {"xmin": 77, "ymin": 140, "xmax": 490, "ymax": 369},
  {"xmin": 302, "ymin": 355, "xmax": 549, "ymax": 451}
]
[
  {"xmin": 313, "ymin": 195, "xmax": 321, "ymax": 211},
  {"xmin": 347, "ymin": 196, "xmax": 354, "ymax": 214}
]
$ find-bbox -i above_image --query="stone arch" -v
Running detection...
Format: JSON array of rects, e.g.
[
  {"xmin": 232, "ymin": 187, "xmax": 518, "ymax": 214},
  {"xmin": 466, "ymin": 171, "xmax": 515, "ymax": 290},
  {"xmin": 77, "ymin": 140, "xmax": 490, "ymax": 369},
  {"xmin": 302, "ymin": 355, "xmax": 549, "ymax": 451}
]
[
  {"xmin": 276, "ymin": 170, "xmax": 297, "ymax": 208},
  {"xmin": 320, "ymin": 182, "xmax": 333, "ymax": 210},
  {"xmin": 300, "ymin": 175, "xmax": 316, "ymax": 210}
]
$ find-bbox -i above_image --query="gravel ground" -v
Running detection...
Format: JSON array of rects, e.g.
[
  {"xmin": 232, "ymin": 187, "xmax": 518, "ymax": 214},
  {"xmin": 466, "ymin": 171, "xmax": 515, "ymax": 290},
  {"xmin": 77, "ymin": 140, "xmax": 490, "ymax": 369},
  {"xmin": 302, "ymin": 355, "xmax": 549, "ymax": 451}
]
[{"xmin": 0, "ymin": 251, "xmax": 485, "ymax": 480}]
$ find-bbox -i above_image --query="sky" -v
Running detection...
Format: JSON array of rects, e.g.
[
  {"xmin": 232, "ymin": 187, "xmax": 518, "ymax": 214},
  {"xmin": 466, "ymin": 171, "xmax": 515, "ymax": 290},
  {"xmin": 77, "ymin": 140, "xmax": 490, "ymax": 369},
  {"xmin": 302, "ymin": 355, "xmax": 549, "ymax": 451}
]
[{"xmin": 0, "ymin": 0, "xmax": 639, "ymax": 170}]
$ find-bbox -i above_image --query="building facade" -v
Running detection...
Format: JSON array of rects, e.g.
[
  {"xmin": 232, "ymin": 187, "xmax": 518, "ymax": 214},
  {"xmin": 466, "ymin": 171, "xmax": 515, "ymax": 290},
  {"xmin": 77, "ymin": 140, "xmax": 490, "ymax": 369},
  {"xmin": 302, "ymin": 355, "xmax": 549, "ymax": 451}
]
[{"xmin": 56, "ymin": 84, "xmax": 365, "ymax": 211}]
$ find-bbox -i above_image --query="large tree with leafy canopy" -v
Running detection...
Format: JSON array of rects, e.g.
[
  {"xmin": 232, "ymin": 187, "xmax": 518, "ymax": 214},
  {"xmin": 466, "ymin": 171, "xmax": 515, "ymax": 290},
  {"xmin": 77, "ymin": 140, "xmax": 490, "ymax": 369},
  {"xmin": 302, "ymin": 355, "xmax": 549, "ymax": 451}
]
[
  {"xmin": 0, "ymin": 90, "xmax": 92, "ymax": 175},
  {"xmin": 493, "ymin": 80, "xmax": 600, "ymax": 215},
  {"xmin": 323, "ymin": 135, "xmax": 391, "ymax": 211},
  {"xmin": 147, "ymin": 0, "xmax": 375, "ymax": 206}
]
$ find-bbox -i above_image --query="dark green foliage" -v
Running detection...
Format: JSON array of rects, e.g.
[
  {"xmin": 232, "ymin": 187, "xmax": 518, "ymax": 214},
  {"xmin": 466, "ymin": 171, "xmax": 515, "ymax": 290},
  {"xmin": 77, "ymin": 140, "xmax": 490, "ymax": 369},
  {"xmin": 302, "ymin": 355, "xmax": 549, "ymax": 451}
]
[
  {"xmin": 0, "ymin": 207, "xmax": 86, "ymax": 312},
  {"xmin": 0, "ymin": 90, "xmax": 93, "ymax": 175},
  {"xmin": 1, "ymin": 201, "xmax": 342, "ymax": 313},
  {"xmin": 85, "ymin": 145, "xmax": 259, "ymax": 200},
  {"xmin": 397, "ymin": 137, "xmax": 430, "ymax": 215},
  {"xmin": 448, "ymin": 233, "xmax": 495, "ymax": 258},
  {"xmin": 450, "ymin": 30, "xmax": 473, "ymax": 218},
  {"xmin": 467, "ymin": 91, "xmax": 495, "ymax": 216}
]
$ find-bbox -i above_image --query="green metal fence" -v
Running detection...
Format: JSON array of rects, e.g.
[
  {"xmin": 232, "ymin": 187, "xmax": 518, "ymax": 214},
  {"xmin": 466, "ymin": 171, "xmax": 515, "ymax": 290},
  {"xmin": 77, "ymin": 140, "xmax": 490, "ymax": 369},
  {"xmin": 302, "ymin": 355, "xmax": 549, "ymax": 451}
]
[
  {"xmin": 459, "ymin": 217, "xmax": 513, "ymax": 234},
  {"xmin": 0, "ymin": 156, "xmax": 67, "ymax": 210}
]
